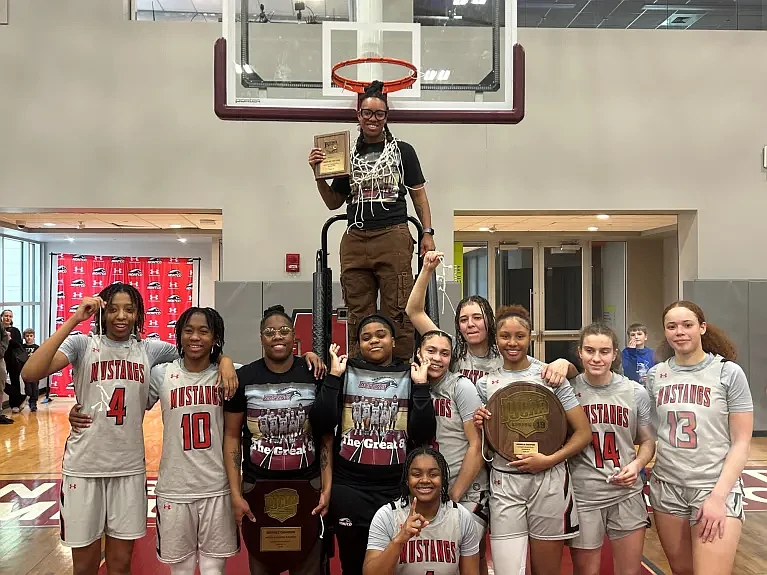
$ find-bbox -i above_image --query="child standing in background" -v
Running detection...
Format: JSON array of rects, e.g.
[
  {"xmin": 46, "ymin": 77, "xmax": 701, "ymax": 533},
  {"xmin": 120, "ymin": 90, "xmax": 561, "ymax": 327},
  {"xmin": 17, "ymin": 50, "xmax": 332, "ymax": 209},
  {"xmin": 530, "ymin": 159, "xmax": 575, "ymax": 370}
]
[
  {"xmin": 23, "ymin": 329, "xmax": 40, "ymax": 412},
  {"xmin": 622, "ymin": 323, "xmax": 656, "ymax": 386}
]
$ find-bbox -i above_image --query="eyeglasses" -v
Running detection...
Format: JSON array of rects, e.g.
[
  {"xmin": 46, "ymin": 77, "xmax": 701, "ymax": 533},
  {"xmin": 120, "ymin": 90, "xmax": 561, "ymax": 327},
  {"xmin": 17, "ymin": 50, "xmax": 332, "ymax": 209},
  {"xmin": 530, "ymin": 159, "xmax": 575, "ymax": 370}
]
[
  {"xmin": 360, "ymin": 109, "xmax": 388, "ymax": 121},
  {"xmin": 261, "ymin": 326, "xmax": 293, "ymax": 338}
]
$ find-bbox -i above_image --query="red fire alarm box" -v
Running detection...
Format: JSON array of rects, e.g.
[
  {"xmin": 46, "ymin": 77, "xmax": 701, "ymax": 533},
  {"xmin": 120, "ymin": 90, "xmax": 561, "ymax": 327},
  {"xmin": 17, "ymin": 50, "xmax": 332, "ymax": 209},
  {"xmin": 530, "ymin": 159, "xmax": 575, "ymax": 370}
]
[{"xmin": 286, "ymin": 253, "xmax": 300, "ymax": 273}]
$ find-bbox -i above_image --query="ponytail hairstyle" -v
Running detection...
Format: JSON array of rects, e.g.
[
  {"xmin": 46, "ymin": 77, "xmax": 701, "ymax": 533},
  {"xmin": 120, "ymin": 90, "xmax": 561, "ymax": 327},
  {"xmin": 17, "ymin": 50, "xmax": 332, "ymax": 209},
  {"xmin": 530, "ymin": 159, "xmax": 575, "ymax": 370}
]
[
  {"xmin": 495, "ymin": 305, "xmax": 532, "ymax": 333},
  {"xmin": 420, "ymin": 329, "xmax": 456, "ymax": 372},
  {"xmin": 355, "ymin": 80, "xmax": 394, "ymax": 155},
  {"xmin": 260, "ymin": 305, "xmax": 293, "ymax": 331},
  {"xmin": 578, "ymin": 322, "xmax": 622, "ymax": 372},
  {"xmin": 454, "ymin": 295, "xmax": 498, "ymax": 362},
  {"xmin": 658, "ymin": 300, "xmax": 737, "ymax": 362}
]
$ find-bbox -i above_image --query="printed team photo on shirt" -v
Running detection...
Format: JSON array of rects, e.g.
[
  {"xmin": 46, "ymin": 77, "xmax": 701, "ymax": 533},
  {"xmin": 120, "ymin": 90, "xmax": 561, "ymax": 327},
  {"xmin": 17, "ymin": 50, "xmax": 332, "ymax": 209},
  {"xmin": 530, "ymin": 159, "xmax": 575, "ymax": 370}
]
[
  {"xmin": 340, "ymin": 367, "xmax": 410, "ymax": 465},
  {"xmin": 245, "ymin": 383, "xmax": 316, "ymax": 471},
  {"xmin": 350, "ymin": 149, "xmax": 401, "ymax": 204}
]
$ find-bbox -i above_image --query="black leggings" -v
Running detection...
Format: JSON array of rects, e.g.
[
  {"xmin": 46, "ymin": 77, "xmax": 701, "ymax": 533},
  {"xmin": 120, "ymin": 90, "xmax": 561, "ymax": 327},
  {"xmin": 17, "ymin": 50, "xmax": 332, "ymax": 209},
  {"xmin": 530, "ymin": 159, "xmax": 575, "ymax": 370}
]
[
  {"xmin": 4, "ymin": 357, "xmax": 24, "ymax": 409},
  {"xmin": 334, "ymin": 525, "xmax": 370, "ymax": 575}
]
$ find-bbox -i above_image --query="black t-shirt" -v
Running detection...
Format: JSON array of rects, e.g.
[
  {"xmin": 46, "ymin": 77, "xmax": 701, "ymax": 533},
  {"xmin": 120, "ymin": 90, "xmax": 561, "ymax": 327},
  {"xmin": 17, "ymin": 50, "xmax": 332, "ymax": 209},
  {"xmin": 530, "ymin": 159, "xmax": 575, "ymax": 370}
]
[
  {"xmin": 224, "ymin": 357, "xmax": 322, "ymax": 484},
  {"xmin": 331, "ymin": 139, "xmax": 425, "ymax": 230},
  {"xmin": 311, "ymin": 358, "xmax": 436, "ymax": 491}
]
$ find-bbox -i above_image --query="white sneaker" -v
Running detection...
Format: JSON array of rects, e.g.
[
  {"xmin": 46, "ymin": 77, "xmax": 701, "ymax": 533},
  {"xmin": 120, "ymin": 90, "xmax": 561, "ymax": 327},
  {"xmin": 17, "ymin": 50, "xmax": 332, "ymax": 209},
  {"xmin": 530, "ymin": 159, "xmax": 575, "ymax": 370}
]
[{"xmin": 11, "ymin": 408, "xmax": 20, "ymax": 414}]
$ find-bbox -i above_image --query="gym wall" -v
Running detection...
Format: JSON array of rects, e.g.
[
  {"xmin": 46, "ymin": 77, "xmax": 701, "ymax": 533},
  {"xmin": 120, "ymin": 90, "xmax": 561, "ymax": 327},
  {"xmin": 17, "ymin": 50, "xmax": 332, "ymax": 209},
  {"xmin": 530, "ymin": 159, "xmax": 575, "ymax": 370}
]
[{"xmin": 1, "ymin": 1, "xmax": 767, "ymax": 284}]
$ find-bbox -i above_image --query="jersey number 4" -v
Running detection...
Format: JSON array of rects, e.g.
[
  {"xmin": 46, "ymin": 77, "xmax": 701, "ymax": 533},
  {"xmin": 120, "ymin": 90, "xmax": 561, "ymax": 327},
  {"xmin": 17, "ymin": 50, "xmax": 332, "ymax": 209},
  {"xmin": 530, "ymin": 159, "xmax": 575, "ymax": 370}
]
[
  {"xmin": 591, "ymin": 431, "xmax": 620, "ymax": 468},
  {"xmin": 667, "ymin": 411, "xmax": 698, "ymax": 449},
  {"xmin": 107, "ymin": 388, "xmax": 127, "ymax": 425},
  {"xmin": 181, "ymin": 412, "xmax": 212, "ymax": 451}
]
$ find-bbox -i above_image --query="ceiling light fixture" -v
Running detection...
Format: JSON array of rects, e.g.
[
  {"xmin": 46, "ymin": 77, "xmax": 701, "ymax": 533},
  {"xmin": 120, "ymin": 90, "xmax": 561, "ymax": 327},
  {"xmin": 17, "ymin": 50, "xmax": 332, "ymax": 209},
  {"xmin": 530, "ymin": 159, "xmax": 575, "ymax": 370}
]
[
  {"xmin": 596, "ymin": 214, "xmax": 610, "ymax": 220},
  {"xmin": 43, "ymin": 222, "xmax": 56, "ymax": 227},
  {"xmin": 478, "ymin": 226, "xmax": 490, "ymax": 232},
  {"xmin": 66, "ymin": 237, "xmax": 75, "ymax": 243},
  {"xmin": 588, "ymin": 226, "xmax": 599, "ymax": 231},
  {"xmin": 169, "ymin": 224, "xmax": 182, "ymax": 229},
  {"xmin": 177, "ymin": 238, "xmax": 188, "ymax": 243}
]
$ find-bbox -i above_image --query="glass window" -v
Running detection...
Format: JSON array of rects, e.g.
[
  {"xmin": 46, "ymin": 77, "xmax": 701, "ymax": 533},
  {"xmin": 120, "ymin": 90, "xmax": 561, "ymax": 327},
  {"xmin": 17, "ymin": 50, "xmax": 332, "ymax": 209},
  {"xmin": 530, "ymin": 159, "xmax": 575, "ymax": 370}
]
[
  {"xmin": 463, "ymin": 243, "xmax": 488, "ymax": 299},
  {"xmin": 0, "ymin": 235, "xmax": 44, "ymax": 339},
  {"xmin": 3, "ymin": 238, "xmax": 22, "ymax": 302}
]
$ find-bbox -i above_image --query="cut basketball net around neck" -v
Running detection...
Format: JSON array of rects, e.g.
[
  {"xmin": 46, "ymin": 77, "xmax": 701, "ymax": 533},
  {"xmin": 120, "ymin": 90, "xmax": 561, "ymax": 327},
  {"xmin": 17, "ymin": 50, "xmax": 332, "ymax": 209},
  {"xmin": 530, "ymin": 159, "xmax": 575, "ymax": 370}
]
[
  {"xmin": 331, "ymin": 60, "xmax": 419, "ymax": 233},
  {"xmin": 435, "ymin": 256, "xmax": 456, "ymax": 318}
]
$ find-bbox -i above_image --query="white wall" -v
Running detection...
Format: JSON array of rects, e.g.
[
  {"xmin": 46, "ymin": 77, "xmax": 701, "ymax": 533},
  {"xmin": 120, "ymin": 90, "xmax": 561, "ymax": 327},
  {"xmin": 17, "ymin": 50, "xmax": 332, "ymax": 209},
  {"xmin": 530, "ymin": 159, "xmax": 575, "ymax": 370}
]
[
  {"xmin": 2, "ymin": 1, "xmax": 767, "ymax": 285},
  {"xmin": 601, "ymin": 242, "xmax": 627, "ymax": 346},
  {"xmin": 45, "ymin": 236, "xmax": 216, "ymax": 324},
  {"xmin": 627, "ymin": 239, "xmax": 665, "ymax": 350},
  {"xmin": 663, "ymin": 235, "xmax": 680, "ymax": 307}
]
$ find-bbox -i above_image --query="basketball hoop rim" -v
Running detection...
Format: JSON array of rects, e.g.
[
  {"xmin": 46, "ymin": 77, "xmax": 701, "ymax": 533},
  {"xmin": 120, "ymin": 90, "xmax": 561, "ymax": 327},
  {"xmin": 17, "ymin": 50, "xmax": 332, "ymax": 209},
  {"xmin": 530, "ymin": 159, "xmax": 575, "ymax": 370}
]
[{"xmin": 330, "ymin": 57, "xmax": 418, "ymax": 95}]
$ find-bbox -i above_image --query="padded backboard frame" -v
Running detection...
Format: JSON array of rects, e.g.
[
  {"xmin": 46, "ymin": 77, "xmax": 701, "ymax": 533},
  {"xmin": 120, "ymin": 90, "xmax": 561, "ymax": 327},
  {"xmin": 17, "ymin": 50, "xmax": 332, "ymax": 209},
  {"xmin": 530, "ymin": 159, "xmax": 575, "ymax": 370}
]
[{"xmin": 214, "ymin": 0, "xmax": 525, "ymax": 124}]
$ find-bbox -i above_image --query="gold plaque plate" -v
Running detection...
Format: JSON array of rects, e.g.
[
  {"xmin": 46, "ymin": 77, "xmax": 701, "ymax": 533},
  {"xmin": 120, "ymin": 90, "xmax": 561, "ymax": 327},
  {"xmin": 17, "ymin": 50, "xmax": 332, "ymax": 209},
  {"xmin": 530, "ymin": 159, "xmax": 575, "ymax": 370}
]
[
  {"xmin": 513, "ymin": 441, "xmax": 539, "ymax": 455},
  {"xmin": 260, "ymin": 527, "xmax": 302, "ymax": 552},
  {"xmin": 314, "ymin": 131, "xmax": 351, "ymax": 179}
]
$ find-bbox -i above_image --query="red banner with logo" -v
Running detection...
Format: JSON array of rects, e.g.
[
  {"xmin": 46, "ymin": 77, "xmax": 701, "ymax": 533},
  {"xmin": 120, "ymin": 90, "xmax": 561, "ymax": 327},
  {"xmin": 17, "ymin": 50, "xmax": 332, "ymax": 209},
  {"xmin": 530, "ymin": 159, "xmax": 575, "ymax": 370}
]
[{"xmin": 51, "ymin": 255, "xmax": 194, "ymax": 397}]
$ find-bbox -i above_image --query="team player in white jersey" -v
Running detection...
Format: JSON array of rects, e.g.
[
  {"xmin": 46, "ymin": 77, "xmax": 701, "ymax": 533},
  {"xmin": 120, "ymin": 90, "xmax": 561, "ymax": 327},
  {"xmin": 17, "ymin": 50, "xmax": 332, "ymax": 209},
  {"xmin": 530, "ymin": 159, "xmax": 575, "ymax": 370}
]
[
  {"xmin": 646, "ymin": 301, "xmax": 753, "ymax": 575},
  {"xmin": 566, "ymin": 323, "xmax": 656, "ymax": 575},
  {"xmin": 23, "ymin": 284, "xmax": 238, "ymax": 575},
  {"xmin": 473, "ymin": 306, "xmax": 592, "ymax": 575},
  {"xmin": 406, "ymin": 251, "xmax": 576, "ymax": 387},
  {"xmin": 70, "ymin": 306, "xmax": 240, "ymax": 574},
  {"xmin": 364, "ymin": 446, "xmax": 481, "ymax": 575},
  {"xmin": 416, "ymin": 329, "xmax": 489, "ymax": 574}
]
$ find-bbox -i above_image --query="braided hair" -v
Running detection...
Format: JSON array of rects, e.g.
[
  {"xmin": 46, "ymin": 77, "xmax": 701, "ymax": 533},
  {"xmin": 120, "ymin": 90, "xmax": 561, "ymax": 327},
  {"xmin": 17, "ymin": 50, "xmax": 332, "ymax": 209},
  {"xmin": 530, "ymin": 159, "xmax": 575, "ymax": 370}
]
[
  {"xmin": 175, "ymin": 307, "xmax": 225, "ymax": 363},
  {"xmin": 260, "ymin": 305, "xmax": 292, "ymax": 331},
  {"xmin": 399, "ymin": 446, "xmax": 450, "ymax": 506},
  {"xmin": 454, "ymin": 296, "xmax": 498, "ymax": 362},
  {"xmin": 96, "ymin": 282, "xmax": 145, "ymax": 337},
  {"xmin": 355, "ymin": 80, "xmax": 394, "ymax": 154}
]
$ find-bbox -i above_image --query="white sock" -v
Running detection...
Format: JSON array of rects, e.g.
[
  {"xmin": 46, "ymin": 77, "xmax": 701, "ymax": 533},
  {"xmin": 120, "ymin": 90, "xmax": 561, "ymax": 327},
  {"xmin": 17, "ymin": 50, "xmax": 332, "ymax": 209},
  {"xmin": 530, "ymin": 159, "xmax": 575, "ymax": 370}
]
[
  {"xmin": 490, "ymin": 535, "xmax": 528, "ymax": 575},
  {"xmin": 198, "ymin": 555, "xmax": 227, "ymax": 575},
  {"xmin": 170, "ymin": 554, "xmax": 198, "ymax": 575}
]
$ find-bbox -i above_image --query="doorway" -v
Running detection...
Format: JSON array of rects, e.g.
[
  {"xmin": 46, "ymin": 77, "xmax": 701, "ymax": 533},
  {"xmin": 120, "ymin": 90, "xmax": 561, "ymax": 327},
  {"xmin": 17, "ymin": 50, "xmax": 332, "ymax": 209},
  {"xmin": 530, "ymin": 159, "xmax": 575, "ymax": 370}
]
[{"xmin": 496, "ymin": 242, "xmax": 587, "ymax": 364}]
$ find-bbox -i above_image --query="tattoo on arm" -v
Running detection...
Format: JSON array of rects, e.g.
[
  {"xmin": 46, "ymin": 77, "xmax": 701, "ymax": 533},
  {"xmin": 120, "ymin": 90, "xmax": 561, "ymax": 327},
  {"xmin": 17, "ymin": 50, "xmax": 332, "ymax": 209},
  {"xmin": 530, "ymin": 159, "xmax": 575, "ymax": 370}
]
[
  {"xmin": 231, "ymin": 449, "xmax": 241, "ymax": 471},
  {"xmin": 320, "ymin": 444, "xmax": 329, "ymax": 470}
]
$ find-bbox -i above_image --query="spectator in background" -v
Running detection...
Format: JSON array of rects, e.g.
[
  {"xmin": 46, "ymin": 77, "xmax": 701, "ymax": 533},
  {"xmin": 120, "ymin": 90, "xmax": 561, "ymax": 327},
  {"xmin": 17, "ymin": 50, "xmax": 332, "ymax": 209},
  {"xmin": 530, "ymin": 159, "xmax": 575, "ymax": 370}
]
[
  {"xmin": 622, "ymin": 323, "xmax": 656, "ymax": 386},
  {"xmin": 23, "ymin": 329, "xmax": 40, "ymax": 412},
  {"xmin": 0, "ymin": 327, "xmax": 12, "ymax": 424},
  {"xmin": 1, "ymin": 310, "xmax": 27, "ymax": 413}
]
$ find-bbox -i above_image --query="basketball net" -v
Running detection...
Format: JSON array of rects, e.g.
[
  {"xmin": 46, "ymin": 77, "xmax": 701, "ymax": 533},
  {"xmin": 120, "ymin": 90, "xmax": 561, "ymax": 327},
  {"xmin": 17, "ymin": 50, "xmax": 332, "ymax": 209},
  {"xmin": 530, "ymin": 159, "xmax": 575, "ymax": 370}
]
[{"xmin": 435, "ymin": 255, "xmax": 456, "ymax": 318}]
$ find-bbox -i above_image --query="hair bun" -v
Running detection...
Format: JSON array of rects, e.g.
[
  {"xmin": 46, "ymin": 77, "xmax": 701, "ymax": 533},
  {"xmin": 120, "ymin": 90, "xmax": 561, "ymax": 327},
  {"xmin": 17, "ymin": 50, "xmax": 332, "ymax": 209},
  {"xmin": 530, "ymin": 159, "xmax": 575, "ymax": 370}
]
[
  {"xmin": 364, "ymin": 80, "xmax": 385, "ymax": 96},
  {"xmin": 264, "ymin": 304, "xmax": 285, "ymax": 318}
]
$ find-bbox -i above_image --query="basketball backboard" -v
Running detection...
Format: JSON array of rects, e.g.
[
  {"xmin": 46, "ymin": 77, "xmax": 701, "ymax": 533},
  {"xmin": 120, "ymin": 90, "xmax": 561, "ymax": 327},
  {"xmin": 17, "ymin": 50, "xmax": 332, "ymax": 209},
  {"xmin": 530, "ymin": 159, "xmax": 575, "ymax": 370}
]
[{"xmin": 215, "ymin": 0, "xmax": 524, "ymax": 123}]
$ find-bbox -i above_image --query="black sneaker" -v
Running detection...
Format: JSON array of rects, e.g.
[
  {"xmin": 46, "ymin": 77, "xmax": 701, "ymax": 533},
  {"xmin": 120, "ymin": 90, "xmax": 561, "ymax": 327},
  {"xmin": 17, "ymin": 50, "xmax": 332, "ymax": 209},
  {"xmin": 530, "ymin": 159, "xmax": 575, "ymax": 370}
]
[
  {"xmin": 30, "ymin": 404, "xmax": 38, "ymax": 412},
  {"xmin": 0, "ymin": 414, "xmax": 14, "ymax": 424}
]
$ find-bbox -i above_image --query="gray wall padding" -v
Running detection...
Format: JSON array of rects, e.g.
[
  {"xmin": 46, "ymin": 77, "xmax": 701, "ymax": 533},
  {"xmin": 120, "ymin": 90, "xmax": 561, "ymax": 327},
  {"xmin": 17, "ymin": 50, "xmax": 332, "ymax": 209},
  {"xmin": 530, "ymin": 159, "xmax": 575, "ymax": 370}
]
[
  {"xmin": 683, "ymin": 280, "xmax": 765, "ymax": 432},
  {"xmin": 215, "ymin": 280, "xmax": 461, "ymax": 364}
]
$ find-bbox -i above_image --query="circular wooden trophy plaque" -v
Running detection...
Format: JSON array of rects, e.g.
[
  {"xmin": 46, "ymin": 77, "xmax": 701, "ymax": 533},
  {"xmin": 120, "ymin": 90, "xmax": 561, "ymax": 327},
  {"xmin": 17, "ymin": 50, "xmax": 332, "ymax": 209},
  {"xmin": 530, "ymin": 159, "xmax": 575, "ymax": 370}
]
[{"xmin": 484, "ymin": 381, "xmax": 568, "ymax": 461}]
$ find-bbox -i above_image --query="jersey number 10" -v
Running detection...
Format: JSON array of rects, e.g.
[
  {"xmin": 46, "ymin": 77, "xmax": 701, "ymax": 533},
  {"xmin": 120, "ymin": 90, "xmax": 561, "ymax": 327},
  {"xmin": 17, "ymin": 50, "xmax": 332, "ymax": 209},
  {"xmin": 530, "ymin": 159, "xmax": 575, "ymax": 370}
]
[{"xmin": 181, "ymin": 412, "xmax": 212, "ymax": 450}]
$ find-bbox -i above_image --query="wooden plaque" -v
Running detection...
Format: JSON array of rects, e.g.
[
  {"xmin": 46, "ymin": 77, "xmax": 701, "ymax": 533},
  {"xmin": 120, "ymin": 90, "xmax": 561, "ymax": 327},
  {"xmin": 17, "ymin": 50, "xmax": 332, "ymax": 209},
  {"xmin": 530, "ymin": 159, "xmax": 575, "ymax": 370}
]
[
  {"xmin": 314, "ymin": 131, "xmax": 351, "ymax": 180},
  {"xmin": 484, "ymin": 381, "xmax": 568, "ymax": 461},
  {"xmin": 242, "ymin": 480, "xmax": 321, "ymax": 572}
]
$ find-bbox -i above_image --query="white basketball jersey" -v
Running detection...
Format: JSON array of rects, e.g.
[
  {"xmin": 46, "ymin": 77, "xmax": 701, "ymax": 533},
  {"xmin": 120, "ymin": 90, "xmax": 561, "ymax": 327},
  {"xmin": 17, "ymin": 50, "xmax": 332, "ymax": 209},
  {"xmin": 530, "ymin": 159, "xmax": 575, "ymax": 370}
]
[
  {"xmin": 649, "ymin": 356, "xmax": 733, "ymax": 488},
  {"xmin": 62, "ymin": 335, "xmax": 151, "ymax": 477},
  {"xmin": 431, "ymin": 372, "xmax": 488, "ymax": 493},
  {"xmin": 456, "ymin": 351, "xmax": 502, "ymax": 386},
  {"xmin": 393, "ymin": 502, "xmax": 463, "ymax": 575},
  {"xmin": 149, "ymin": 360, "xmax": 229, "ymax": 501},
  {"xmin": 569, "ymin": 374, "xmax": 642, "ymax": 511}
]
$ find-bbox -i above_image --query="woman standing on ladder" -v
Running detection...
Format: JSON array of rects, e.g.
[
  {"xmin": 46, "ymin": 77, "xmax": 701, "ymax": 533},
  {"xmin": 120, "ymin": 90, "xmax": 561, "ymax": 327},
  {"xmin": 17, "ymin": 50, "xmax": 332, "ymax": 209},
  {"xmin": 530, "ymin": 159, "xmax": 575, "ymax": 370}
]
[{"xmin": 308, "ymin": 80, "xmax": 435, "ymax": 361}]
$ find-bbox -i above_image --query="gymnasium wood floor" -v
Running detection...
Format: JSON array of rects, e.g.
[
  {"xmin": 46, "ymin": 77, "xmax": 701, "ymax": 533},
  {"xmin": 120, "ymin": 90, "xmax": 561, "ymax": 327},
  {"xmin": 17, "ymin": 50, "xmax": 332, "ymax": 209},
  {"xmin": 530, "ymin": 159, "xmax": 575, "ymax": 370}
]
[{"xmin": 1, "ymin": 399, "xmax": 766, "ymax": 575}]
